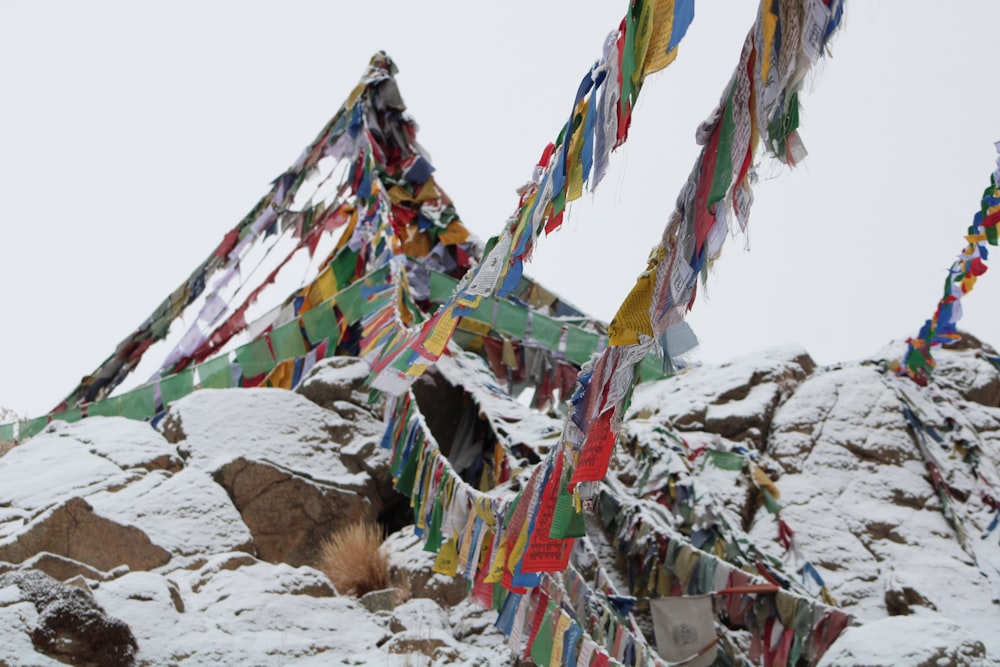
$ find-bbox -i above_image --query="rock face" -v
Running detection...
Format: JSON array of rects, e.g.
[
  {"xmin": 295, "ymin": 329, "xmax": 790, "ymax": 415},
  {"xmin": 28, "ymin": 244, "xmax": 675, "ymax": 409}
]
[
  {"xmin": 384, "ymin": 527, "xmax": 470, "ymax": 607},
  {"xmin": 625, "ymin": 341, "xmax": 1000, "ymax": 662},
  {"xmin": 2, "ymin": 345, "xmax": 999, "ymax": 665}
]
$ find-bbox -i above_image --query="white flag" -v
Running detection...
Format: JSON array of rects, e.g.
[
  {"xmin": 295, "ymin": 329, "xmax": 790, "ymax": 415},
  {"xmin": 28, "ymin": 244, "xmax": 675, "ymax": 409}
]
[{"xmin": 649, "ymin": 595, "xmax": 717, "ymax": 667}]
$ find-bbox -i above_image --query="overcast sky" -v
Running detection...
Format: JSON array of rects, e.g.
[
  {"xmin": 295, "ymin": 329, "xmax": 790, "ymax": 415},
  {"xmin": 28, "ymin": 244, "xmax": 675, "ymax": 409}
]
[{"xmin": 3, "ymin": 1, "xmax": 999, "ymax": 417}]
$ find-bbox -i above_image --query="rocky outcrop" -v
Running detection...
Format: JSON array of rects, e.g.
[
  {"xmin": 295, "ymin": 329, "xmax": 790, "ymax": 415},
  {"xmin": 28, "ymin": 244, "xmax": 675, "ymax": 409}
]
[
  {"xmin": 2, "ymin": 341, "xmax": 998, "ymax": 665},
  {"xmin": 622, "ymin": 340, "xmax": 1000, "ymax": 661},
  {"xmin": 0, "ymin": 362, "xmax": 425, "ymax": 664},
  {"xmin": 629, "ymin": 345, "xmax": 815, "ymax": 451}
]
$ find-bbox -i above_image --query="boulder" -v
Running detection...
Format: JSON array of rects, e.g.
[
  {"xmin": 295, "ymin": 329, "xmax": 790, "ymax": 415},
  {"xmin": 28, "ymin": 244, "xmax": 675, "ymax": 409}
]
[
  {"xmin": 214, "ymin": 457, "xmax": 378, "ymax": 566},
  {"xmin": 57, "ymin": 416, "xmax": 184, "ymax": 473},
  {"xmin": 88, "ymin": 555, "xmax": 386, "ymax": 665},
  {"xmin": 383, "ymin": 599, "xmax": 458, "ymax": 661},
  {"xmin": 753, "ymin": 362, "xmax": 1000, "ymax": 650},
  {"xmin": 0, "ymin": 569, "xmax": 137, "ymax": 667},
  {"xmin": 87, "ymin": 467, "xmax": 254, "ymax": 563},
  {"xmin": 15, "ymin": 552, "xmax": 113, "ymax": 584},
  {"xmin": 159, "ymin": 388, "xmax": 376, "ymax": 475},
  {"xmin": 296, "ymin": 356, "xmax": 380, "ymax": 421},
  {"xmin": 359, "ymin": 587, "xmax": 405, "ymax": 613},
  {"xmin": 0, "ymin": 434, "xmax": 138, "ymax": 527},
  {"xmin": 0, "ymin": 497, "xmax": 171, "ymax": 573}
]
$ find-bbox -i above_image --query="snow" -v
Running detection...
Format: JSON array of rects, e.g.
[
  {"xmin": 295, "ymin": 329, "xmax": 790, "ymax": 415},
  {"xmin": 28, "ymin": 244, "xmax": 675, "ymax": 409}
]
[
  {"xmin": 817, "ymin": 612, "xmax": 989, "ymax": 666},
  {"xmin": 0, "ymin": 425, "xmax": 137, "ymax": 527},
  {"xmin": 87, "ymin": 467, "xmax": 253, "ymax": 562},
  {"xmin": 162, "ymin": 388, "xmax": 372, "ymax": 487}
]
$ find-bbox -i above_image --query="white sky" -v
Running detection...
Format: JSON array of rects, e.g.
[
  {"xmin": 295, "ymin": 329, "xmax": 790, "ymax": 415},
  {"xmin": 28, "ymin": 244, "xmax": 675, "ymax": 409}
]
[{"xmin": 2, "ymin": 1, "xmax": 999, "ymax": 417}]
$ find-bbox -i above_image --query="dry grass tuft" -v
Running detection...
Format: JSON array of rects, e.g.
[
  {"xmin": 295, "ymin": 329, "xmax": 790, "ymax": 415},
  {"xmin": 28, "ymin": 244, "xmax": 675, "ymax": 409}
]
[
  {"xmin": 318, "ymin": 520, "xmax": 389, "ymax": 596},
  {"xmin": 0, "ymin": 440, "xmax": 17, "ymax": 458}
]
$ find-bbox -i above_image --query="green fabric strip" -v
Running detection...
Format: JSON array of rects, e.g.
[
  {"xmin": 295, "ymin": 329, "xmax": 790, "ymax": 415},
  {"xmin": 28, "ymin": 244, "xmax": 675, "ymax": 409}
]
[
  {"xmin": 160, "ymin": 368, "xmax": 195, "ymax": 406},
  {"xmin": 120, "ymin": 386, "xmax": 157, "ymax": 421},
  {"xmin": 707, "ymin": 83, "xmax": 738, "ymax": 209},
  {"xmin": 235, "ymin": 337, "xmax": 276, "ymax": 379},
  {"xmin": 0, "ymin": 422, "xmax": 15, "ymax": 442},
  {"xmin": 301, "ymin": 303, "xmax": 339, "ymax": 347},
  {"xmin": 429, "ymin": 271, "xmax": 459, "ymax": 303},
  {"xmin": 565, "ymin": 328, "xmax": 600, "ymax": 364},
  {"xmin": 336, "ymin": 282, "xmax": 364, "ymax": 323},
  {"xmin": 270, "ymin": 319, "xmax": 308, "ymax": 361},
  {"xmin": 331, "ymin": 248, "xmax": 360, "ymax": 290},
  {"xmin": 89, "ymin": 397, "xmax": 122, "ymax": 418},
  {"xmin": 18, "ymin": 416, "xmax": 48, "ymax": 440},
  {"xmin": 529, "ymin": 601, "xmax": 558, "ymax": 665},
  {"xmin": 530, "ymin": 313, "xmax": 562, "ymax": 350},
  {"xmin": 494, "ymin": 299, "xmax": 528, "ymax": 338},
  {"xmin": 197, "ymin": 354, "xmax": 234, "ymax": 389}
]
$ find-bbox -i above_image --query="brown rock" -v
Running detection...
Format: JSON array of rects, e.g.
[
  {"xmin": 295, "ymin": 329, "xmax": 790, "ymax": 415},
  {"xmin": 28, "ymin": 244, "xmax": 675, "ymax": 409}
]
[
  {"xmin": 359, "ymin": 587, "xmax": 405, "ymax": 613},
  {"xmin": 214, "ymin": 457, "xmax": 378, "ymax": 567},
  {"xmin": 0, "ymin": 497, "xmax": 171, "ymax": 573}
]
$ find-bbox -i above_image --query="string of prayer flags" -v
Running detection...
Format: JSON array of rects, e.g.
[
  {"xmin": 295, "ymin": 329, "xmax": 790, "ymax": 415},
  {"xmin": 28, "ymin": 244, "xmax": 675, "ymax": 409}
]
[
  {"xmin": 598, "ymin": 487, "xmax": 851, "ymax": 667},
  {"xmin": 558, "ymin": 0, "xmax": 845, "ymax": 501},
  {"xmin": 902, "ymin": 142, "xmax": 1000, "ymax": 382},
  {"xmin": 363, "ymin": 0, "xmax": 700, "ymax": 394},
  {"xmin": 379, "ymin": 362, "xmax": 853, "ymax": 667},
  {"xmin": 884, "ymin": 374, "xmax": 1000, "ymax": 564},
  {"xmin": 380, "ymin": 389, "xmax": 687, "ymax": 667},
  {"xmin": 56, "ymin": 50, "xmax": 475, "ymax": 414}
]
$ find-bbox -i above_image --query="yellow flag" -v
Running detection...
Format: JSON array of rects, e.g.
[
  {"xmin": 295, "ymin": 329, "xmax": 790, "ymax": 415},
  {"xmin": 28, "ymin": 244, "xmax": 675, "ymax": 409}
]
[
  {"xmin": 566, "ymin": 98, "xmax": 589, "ymax": 203},
  {"xmin": 549, "ymin": 612, "xmax": 573, "ymax": 667},
  {"xmin": 485, "ymin": 541, "xmax": 507, "ymax": 583},
  {"xmin": 632, "ymin": 0, "xmax": 655, "ymax": 85},
  {"xmin": 433, "ymin": 535, "xmax": 460, "ymax": 576},
  {"xmin": 439, "ymin": 220, "xmax": 471, "ymax": 245},
  {"xmin": 307, "ymin": 264, "xmax": 338, "ymax": 308},
  {"xmin": 508, "ymin": 524, "xmax": 530, "ymax": 571},
  {"xmin": 473, "ymin": 495, "xmax": 496, "ymax": 527},
  {"xmin": 334, "ymin": 207, "xmax": 358, "ymax": 252},
  {"xmin": 608, "ymin": 272, "xmax": 654, "ymax": 346},
  {"xmin": 458, "ymin": 317, "xmax": 492, "ymax": 336},
  {"xmin": 421, "ymin": 305, "xmax": 460, "ymax": 359},
  {"xmin": 751, "ymin": 463, "xmax": 781, "ymax": 499}
]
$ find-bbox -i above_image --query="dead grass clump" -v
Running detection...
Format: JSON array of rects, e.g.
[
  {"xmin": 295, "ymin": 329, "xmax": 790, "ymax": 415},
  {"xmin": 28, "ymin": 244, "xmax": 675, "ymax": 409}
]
[
  {"xmin": 318, "ymin": 521, "xmax": 389, "ymax": 596},
  {"xmin": 0, "ymin": 440, "xmax": 17, "ymax": 458}
]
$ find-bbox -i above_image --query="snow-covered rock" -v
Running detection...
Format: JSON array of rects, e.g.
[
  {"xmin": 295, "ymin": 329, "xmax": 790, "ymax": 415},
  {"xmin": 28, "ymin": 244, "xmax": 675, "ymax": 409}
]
[
  {"xmin": 1, "ymin": 339, "xmax": 999, "ymax": 665},
  {"xmin": 817, "ymin": 613, "xmax": 988, "ymax": 667}
]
